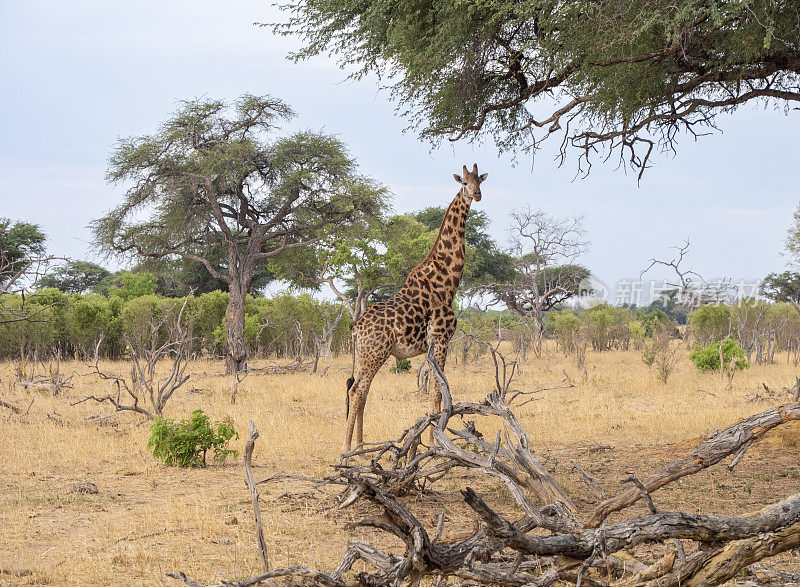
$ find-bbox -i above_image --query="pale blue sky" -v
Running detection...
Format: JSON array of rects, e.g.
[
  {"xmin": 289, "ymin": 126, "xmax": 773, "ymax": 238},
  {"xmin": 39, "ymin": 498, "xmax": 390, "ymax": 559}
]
[{"xmin": 1, "ymin": 1, "xmax": 798, "ymax": 301}]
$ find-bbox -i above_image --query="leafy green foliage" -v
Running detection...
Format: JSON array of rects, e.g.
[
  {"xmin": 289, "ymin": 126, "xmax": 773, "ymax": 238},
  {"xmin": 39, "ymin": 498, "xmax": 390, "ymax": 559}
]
[
  {"xmin": 92, "ymin": 270, "xmax": 158, "ymax": 300},
  {"xmin": 689, "ymin": 340, "xmax": 749, "ymax": 374},
  {"xmin": 688, "ymin": 304, "xmax": 732, "ymax": 346},
  {"xmin": 390, "ymin": 358, "xmax": 412, "ymax": 374},
  {"xmin": 147, "ymin": 410, "xmax": 239, "ymax": 467},
  {"xmin": 37, "ymin": 261, "xmax": 110, "ymax": 294},
  {"xmin": 0, "ymin": 218, "xmax": 46, "ymax": 286},
  {"xmin": 272, "ymin": 211, "xmax": 432, "ymax": 317},
  {"xmin": 275, "ymin": 0, "xmax": 800, "ymax": 174},
  {"xmin": 550, "ymin": 310, "xmax": 583, "ymax": 354},
  {"xmin": 762, "ymin": 271, "xmax": 800, "ymax": 306},
  {"xmin": 133, "ymin": 255, "xmax": 275, "ymax": 297}
]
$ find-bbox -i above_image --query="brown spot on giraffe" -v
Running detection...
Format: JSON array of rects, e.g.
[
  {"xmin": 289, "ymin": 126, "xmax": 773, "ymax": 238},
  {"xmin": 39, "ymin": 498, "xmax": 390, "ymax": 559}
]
[{"xmin": 343, "ymin": 163, "xmax": 488, "ymax": 453}]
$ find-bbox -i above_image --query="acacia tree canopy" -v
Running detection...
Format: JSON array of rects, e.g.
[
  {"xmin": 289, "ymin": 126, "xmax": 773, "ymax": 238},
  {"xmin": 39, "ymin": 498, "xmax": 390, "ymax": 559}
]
[
  {"xmin": 38, "ymin": 260, "xmax": 111, "ymax": 294},
  {"xmin": 762, "ymin": 204, "xmax": 800, "ymax": 315},
  {"xmin": 93, "ymin": 94, "xmax": 387, "ymax": 373},
  {"xmin": 0, "ymin": 219, "xmax": 46, "ymax": 287},
  {"xmin": 273, "ymin": 212, "xmax": 433, "ymax": 322},
  {"xmin": 275, "ymin": 0, "xmax": 800, "ymax": 177}
]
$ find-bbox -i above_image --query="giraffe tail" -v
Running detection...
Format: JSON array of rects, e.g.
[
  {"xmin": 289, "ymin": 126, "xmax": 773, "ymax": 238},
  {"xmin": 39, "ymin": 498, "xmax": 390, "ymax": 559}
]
[{"xmin": 346, "ymin": 376, "xmax": 355, "ymax": 419}]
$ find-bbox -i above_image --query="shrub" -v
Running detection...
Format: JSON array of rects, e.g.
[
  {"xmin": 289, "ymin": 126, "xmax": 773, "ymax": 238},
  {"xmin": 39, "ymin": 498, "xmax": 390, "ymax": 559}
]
[
  {"xmin": 689, "ymin": 340, "xmax": 749, "ymax": 373},
  {"xmin": 689, "ymin": 304, "xmax": 731, "ymax": 346},
  {"xmin": 689, "ymin": 339, "xmax": 750, "ymax": 388},
  {"xmin": 550, "ymin": 310, "xmax": 583, "ymax": 354},
  {"xmin": 629, "ymin": 319, "xmax": 647, "ymax": 350},
  {"xmin": 641, "ymin": 320, "xmax": 679, "ymax": 383},
  {"xmin": 147, "ymin": 410, "xmax": 239, "ymax": 467},
  {"xmin": 390, "ymin": 358, "xmax": 412, "ymax": 373}
]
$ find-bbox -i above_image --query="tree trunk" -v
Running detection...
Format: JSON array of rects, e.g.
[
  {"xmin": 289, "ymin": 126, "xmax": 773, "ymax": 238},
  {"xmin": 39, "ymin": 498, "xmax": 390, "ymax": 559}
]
[
  {"xmin": 532, "ymin": 310, "xmax": 545, "ymax": 357},
  {"xmin": 225, "ymin": 284, "xmax": 248, "ymax": 374}
]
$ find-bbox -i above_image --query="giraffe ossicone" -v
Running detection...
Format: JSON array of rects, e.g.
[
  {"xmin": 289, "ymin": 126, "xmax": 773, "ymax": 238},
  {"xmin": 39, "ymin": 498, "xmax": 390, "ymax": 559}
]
[{"xmin": 343, "ymin": 163, "xmax": 487, "ymax": 453}]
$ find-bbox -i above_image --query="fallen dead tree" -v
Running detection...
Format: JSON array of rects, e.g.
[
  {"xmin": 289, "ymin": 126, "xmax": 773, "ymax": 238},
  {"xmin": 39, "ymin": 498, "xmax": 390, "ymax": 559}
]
[{"xmin": 169, "ymin": 345, "xmax": 800, "ymax": 586}]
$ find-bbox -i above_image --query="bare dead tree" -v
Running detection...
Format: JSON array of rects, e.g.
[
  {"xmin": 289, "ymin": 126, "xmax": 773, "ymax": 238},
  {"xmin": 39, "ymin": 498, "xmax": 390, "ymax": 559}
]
[
  {"xmin": 487, "ymin": 207, "xmax": 590, "ymax": 356},
  {"xmin": 243, "ymin": 422, "xmax": 270, "ymax": 574},
  {"xmin": 309, "ymin": 301, "xmax": 346, "ymax": 376},
  {"xmin": 641, "ymin": 239, "xmax": 733, "ymax": 313},
  {"xmin": 13, "ymin": 349, "xmax": 74, "ymax": 395},
  {"xmin": 75, "ymin": 296, "xmax": 195, "ymax": 419}
]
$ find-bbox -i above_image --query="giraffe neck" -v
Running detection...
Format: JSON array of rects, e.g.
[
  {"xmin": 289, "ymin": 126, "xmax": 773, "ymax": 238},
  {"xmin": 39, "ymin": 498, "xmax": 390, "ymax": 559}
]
[{"xmin": 407, "ymin": 192, "xmax": 471, "ymax": 305}]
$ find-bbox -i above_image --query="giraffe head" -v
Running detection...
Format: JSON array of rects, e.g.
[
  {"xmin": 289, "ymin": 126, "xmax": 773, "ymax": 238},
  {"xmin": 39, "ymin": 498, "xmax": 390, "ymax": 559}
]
[{"xmin": 453, "ymin": 163, "xmax": 488, "ymax": 202}]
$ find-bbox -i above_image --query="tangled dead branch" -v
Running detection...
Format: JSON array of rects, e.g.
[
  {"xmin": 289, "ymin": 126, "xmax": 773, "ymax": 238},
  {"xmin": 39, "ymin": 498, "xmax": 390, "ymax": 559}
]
[
  {"xmin": 13, "ymin": 349, "xmax": 74, "ymax": 395},
  {"xmin": 74, "ymin": 296, "xmax": 195, "ymax": 418},
  {"xmin": 169, "ymin": 345, "xmax": 800, "ymax": 586}
]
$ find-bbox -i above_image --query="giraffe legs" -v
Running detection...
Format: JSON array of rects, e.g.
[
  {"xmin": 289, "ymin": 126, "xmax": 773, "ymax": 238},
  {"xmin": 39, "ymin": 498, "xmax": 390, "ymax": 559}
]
[
  {"xmin": 427, "ymin": 306, "xmax": 456, "ymax": 443},
  {"xmin": 431, "ymin": 340, "xmax": 448, "ymax": 414},
  {"xmin": 426, "ymin": 340, "xmax": 449, "ymax": 445},
  {"xmin": 343, "ymin": 347, "xmax": 389, "ymax": 453}
]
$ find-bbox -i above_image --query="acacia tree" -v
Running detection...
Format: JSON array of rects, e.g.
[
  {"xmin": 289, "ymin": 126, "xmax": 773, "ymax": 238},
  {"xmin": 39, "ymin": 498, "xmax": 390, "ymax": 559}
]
[
  {"xmin": 487, "ymin": 207, "xmax": 590, "ymax": 353},
  {"xmin": 37, "ymin": 260, "xmax": 110, "ymax": 294},
  {"xmin": 764, "ymin": 205, "xmax": 800, "ymax": 315},
  {"xmin": 94, "ymin": 95, "xmax": 385, "ymax": 373},
  {"xmin": 275, "ymin": 1, "xmax": 800, "ymax": 178},
  {"xmin": 0, "ymin": 219, "xmax": 60, "ymax": 325},
  {"xmin": 279, "ymin": 213, "xmax": 434, "ymax": 323},
  {"xmin": 0, "ymin": 219, "xmax": 46, "ymax": 288}
]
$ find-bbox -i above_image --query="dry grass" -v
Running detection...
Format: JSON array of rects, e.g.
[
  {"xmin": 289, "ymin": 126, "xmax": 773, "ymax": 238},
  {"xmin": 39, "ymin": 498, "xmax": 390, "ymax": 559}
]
[{"xmin": 1, "ymin": 343, "xmax": 799, "ymax": 585}]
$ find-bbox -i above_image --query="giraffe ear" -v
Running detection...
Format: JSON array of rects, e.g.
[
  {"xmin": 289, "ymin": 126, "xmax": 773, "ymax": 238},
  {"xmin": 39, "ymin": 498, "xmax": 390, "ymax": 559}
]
[
  {"xmin": 479, "ymin": 173, "xmax": 488, "ymax": 182},
  {"xmin": 453, "ymin": 173, "xmax": 463, "ymax": 184}
]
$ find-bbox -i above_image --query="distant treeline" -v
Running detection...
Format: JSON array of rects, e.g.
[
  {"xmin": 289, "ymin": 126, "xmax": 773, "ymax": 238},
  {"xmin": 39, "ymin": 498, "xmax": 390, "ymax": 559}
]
[
  {"xmin": 455, "ymin": 302, "xmax": 800, "ymax": 366},
  {"xmin": 4, "ymin": 274, "xmax": 800, "ymax": 367},
  {"xmin": 546, "ymin": 302, "xmax": 800, "ymax": 364},
  {"xmin": 0, "ymin": 285, "xmax": 352, "ymax": 361}
]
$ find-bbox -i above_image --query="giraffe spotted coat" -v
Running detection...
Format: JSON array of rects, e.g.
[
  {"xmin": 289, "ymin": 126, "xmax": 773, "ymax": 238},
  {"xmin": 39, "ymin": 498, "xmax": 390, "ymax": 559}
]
[{"xmin": 343, "ymin": 164, "xmax": 487, "ymax": 453}]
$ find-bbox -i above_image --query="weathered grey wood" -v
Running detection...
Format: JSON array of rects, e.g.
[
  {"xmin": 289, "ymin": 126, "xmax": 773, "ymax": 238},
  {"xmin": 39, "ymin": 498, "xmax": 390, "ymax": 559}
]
[
  {"xmin": 454, "ymin": 564, "xmax": 559, "ymax": 586},
  {"xmin": 589, "ymin": 402, "xmax": 800, "ymax": 526},
  {"xmin": 243, "ymin": 422, "xmax": 269, "ymax": 575},
  {"xmin": 467, "ymin": 489, "xmax": 800, "ymax": 559},
  {"xmin": 573, "ymin": 461, "xmax": 607, "ymax": 499},
  {"xmin": 169, "ymin": 367, "xmax": 800, "ymax": 587},
  {"xmin": 427, "ymin": 347, "xmax": 576, "ymax": 512}
]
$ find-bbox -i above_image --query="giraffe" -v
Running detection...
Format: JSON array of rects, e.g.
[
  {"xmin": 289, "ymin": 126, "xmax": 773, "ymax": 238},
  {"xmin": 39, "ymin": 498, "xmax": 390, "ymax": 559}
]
[{"xmin": 343, "ymin": 163, "xmax": 487, "ymax": 453}]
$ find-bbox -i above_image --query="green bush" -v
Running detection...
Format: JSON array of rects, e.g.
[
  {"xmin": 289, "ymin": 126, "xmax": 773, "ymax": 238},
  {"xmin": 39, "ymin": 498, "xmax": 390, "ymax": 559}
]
[
  {"xmin": 390, "ymin": 358, "xmax": 412, "ymax": 373},
  {"xmin": 688, "ymin": 339, "xmax": 749, "ymax": 373},
  {"xmin": 147, "ymin": 410, "xmax": 239, "ymax": 467},
  {"xmin": 550, "ymin": 310, "xmax": 583, "ymax": 354},
  {"xmin": 689, "ymin": 304, "xmax": 732, "ymax": 346}
]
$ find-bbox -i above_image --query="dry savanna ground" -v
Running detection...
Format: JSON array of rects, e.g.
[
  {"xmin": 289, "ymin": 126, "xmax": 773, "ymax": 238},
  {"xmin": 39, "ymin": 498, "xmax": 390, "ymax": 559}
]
[{"xmin": 1, "ymin": 342, "xmax": 800, "ymax": 585}]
